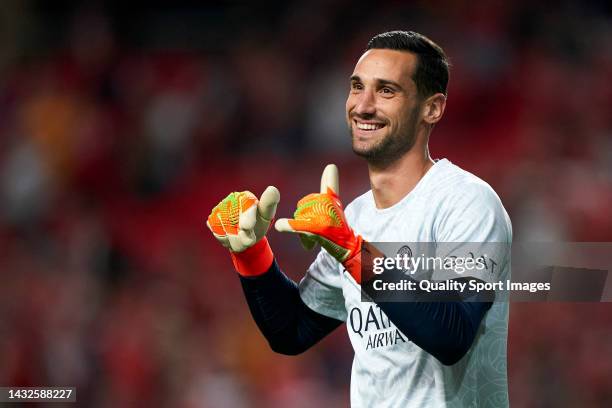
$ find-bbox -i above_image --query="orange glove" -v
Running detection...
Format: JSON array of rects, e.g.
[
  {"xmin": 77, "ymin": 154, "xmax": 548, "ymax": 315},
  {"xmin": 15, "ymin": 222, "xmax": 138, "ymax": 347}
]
[
  {"xmin": 275, "ymin": 165, "xmax": 363, "ymax": 283},
  {"xmin": 207, "ymin": 187, "xmax": 280, "ymax": 276}
]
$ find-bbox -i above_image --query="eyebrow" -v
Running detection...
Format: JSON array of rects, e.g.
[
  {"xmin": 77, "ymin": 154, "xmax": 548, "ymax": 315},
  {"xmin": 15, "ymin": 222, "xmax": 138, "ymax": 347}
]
[{"xmin": 350, "ymin": 75, "xmax": 404, "ymax": 91}]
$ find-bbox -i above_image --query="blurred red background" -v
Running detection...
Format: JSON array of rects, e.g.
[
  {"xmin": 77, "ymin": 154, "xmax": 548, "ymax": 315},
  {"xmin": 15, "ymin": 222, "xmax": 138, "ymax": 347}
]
[{"xmin": 0, "ymin": 1, "xmax": 611, "ymax": 407}]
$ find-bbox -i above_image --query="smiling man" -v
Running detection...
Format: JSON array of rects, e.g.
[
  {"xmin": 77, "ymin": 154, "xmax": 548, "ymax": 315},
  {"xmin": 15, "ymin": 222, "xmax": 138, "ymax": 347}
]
[
  {"xmin": 208, "ymin": 31, "xmax": 512, "ymax": 407},
  {"xmin": 349, "ymin": 49, "xmax": 429, "ymax": 167}
]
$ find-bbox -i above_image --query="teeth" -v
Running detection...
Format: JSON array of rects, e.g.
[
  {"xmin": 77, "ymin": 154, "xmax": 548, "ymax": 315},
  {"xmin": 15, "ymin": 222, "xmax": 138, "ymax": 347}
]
[{"xmin": 356, "ymin": 122, "xmax": 383, "ymax": 130}]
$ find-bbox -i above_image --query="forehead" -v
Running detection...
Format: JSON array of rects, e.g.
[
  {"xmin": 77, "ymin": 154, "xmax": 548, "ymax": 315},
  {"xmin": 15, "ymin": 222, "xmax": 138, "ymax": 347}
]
[{"xmin": 352, "ymin": 49, "xmax": 417, "ymax": 86}]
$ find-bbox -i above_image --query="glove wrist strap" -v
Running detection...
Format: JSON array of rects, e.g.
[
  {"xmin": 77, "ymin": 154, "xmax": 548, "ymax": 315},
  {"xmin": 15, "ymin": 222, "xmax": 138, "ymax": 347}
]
[
  {"xmin": 343, "ymin": 235, "xmax": 363, "ymax": 284},
  {"xmin": 231, "ymin": 237, "xmax": 274, "ymax": 277}
]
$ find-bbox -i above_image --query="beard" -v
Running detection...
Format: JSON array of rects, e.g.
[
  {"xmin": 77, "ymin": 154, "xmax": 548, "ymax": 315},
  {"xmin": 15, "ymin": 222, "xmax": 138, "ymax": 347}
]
[{"xmin": 350, "ymin": 105, "xmax": 420, "ymax": 167}]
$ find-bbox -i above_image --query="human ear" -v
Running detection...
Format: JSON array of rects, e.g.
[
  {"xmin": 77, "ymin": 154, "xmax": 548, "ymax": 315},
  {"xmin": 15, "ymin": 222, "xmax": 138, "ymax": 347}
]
[{"xmin": 422, "ymin": 93, "xmax": 446, "ymax": 125}]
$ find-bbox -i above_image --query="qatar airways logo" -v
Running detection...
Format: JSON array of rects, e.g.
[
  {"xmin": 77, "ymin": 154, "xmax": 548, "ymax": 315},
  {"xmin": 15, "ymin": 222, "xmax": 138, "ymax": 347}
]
[{"xmin": 349, "ymin": 304, "xmax": 407, "ymax": 350}]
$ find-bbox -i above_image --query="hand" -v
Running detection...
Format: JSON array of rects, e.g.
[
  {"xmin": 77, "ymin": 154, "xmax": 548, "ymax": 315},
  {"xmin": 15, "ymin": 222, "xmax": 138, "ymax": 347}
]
[
  {"xmin": 207, "ymin": 186, "xmax": 280, "ymax": 252},
  {"xmin": 275, "ymin": 165, "xmax": 363, "ymax": 283},
  {"xmin": 207, "ymin": 186, "xmax": 280, "ymax": 276}
]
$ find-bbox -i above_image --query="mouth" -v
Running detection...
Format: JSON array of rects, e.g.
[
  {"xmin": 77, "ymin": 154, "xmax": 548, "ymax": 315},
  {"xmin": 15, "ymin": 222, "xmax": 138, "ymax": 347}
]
[{"xmin": 353, "ymin": 119, "xmax": 386, "ymax": 133}]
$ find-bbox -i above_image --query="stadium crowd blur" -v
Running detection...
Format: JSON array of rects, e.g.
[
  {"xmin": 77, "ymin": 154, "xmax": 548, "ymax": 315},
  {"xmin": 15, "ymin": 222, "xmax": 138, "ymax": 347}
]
[{"xmin": 1, "ymin": 2, "xmax": 611, "ymax": 407}]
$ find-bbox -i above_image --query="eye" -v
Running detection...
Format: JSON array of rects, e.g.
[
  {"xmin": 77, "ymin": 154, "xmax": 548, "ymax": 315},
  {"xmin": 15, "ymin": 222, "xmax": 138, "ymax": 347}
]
[
  {"xmin": 380, "ymin": 87, "xmax": 394, "ymax": 95},
  {"xmin": 351, "ymin": 82, "xmax": 363, "ymax": 91}
]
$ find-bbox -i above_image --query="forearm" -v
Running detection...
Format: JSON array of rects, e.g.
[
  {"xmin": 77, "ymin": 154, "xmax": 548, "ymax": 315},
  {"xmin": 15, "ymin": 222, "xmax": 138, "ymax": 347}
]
[
  {"xmin": 361, "ymin": 241, "xmax": 492, "ymax": 365},
  {"xmin": 239, "ymin": 260, "xmax": 343, "ymax": 355},
  {"xmin": 378, "ymin": 300, "xmax": 491, "ymax": 365}
]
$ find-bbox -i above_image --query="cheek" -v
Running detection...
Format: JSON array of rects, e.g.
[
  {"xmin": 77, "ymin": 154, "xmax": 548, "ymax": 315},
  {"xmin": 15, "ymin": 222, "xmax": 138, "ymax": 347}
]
[
  {"xmin": 345, "ymin": 95, "xmax": 355, "ymax": 115},
  {"xmin": 393, "ymin": 104, "xmax": 417, "ymax": 129}
]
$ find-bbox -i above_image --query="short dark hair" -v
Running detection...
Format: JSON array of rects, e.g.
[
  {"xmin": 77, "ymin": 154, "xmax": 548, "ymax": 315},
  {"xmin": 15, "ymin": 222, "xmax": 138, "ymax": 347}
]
[{"xmin": 366, "ymin": 30, "xmax": 449, "ymax": 98}]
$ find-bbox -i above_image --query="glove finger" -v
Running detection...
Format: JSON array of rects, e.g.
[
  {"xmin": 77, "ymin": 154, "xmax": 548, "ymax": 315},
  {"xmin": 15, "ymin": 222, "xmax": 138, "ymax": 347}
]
[
  {"xmin": 276, "ymin": 219, "xmax": 319, "ymax": 248},
  {"xmin": 275, "ymin": 218, "xmax": 298, "ymax": 233},
  {"xmin": 320, "ymin": 164, "xmax": 339, "ymax": 195},
  {"xmin": 216, "ymin": 212, "xmax": 233, "ymax": 236},
  {"xmin": 208, "ymin": 223, "xmax": 231, "ymax": 249},
  {"xmin": 287, "ymin": 218, "xmax": 322, "ymax": 234},
  {"xmin": 206, "ymin": 219, "xmax": 226, "ymax": 239},
  {"xmin": 258, "ymin": 186, "xmax": 280, "ymax": 221},
  {"xmin": 206, "ymin": 212, "xmax": 226, "ymax": 235},
  {"xmin": 237, "ymin": 228, "xmax": 257, "ymax": 248},
  {"xmin": 214, "ymin": 233, "xmax": 231, "ymax": 249},
  {"xmin": 276, "ymin": 218, "xmax": 322, "ymax": 238},
  {"xmin": 299, "ymin": 234, "xmax": 317, "ymax": 250},
  {"xmin": 227, "ymin": 233, "xmax": 248, "ymax": 252},
  {"xmin": 239, "ymin": 203, "xmax": 257, "ymax": 230}
]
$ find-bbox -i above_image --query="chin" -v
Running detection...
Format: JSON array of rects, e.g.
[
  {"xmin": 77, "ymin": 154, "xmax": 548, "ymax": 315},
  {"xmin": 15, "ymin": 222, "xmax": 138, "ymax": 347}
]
[
  {"xmin": 351, "ymin": 141, "xmax": 371, "ymax": 155},
  {"xmin": 352, "ymin": 142, "xmax": 380, "ymax": 159},
  {"xmin": 352, "ymin": 133, "xmax": 386, "ymax": 151}
]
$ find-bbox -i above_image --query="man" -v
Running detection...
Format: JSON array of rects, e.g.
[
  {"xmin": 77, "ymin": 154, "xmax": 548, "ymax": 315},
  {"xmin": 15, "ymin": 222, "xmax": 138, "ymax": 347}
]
[{"xmin": 207, "ymin": 31, "xmax": 512, "ymax": 407}]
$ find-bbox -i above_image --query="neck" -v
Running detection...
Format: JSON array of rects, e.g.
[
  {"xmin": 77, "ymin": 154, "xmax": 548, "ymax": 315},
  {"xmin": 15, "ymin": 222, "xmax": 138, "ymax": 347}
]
[{"xmin": 368, "ymin": 140, "xmax": 434, "ymax": 209}]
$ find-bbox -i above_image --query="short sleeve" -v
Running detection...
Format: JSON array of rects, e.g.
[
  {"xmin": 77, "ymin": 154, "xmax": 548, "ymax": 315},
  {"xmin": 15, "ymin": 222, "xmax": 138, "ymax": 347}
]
[
  {"xmin": 433, "ymin": 181, "xmax": 512, "ymax": 283},
  {"xmin": 299, "ymin": 248, "xmax": 347, "ymax": 321}
]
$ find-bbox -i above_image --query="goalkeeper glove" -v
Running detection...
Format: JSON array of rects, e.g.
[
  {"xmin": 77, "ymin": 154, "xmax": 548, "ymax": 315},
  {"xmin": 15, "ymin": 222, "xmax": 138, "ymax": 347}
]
[
  {"xmin": 207, "ymin": 186, "xmax": 280, "ymax": 276},
  {"xmin": 275, "ymin": 164, "xmax": 363, "ymax": 283}
]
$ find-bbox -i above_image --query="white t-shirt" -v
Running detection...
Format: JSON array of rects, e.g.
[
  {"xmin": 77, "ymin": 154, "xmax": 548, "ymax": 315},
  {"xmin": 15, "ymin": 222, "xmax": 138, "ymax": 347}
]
[{"xmin": 299, "ymin": 159, "xmax": 512, "ymax": 408}]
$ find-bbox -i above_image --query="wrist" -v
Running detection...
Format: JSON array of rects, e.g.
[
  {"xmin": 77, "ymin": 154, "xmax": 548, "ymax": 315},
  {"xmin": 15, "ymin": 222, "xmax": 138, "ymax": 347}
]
[
  {"xmin": 343, "ymin": 235, "xmax": 363, "ymax": 284},
  {"xmin": 230, "ymin": 237, "xmax": 274, "ymax": 277}
]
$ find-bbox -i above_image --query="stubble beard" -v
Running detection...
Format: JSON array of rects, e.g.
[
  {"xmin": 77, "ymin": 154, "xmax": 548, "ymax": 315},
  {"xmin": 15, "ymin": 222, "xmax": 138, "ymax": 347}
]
[{"xmin": 350, "ymin": 106, "xmax": 420, "ymax": 167}]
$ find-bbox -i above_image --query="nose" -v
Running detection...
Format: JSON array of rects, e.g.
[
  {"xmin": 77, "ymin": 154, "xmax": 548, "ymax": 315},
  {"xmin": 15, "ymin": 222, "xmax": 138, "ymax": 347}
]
[{"xmin": 353, "ymin": 89, "xmax": 376, "ymax": 117}]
